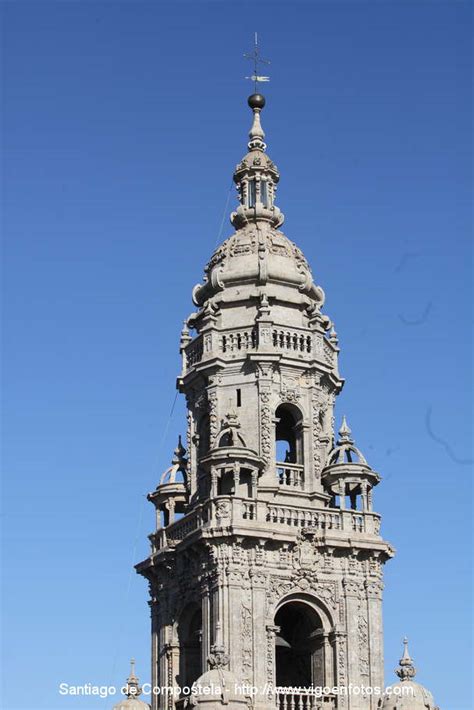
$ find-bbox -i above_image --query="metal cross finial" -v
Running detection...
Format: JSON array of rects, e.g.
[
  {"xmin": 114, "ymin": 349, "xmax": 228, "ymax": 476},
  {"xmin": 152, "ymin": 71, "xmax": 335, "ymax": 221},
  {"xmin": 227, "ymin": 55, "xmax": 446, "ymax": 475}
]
[{"xmin": 244, "ymin": 32, "xmax": 270, "ymax": 91}]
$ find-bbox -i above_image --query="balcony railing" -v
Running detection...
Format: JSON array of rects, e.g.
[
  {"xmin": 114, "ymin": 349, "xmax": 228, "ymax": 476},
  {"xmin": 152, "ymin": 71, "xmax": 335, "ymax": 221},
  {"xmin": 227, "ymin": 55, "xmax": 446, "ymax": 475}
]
[
  {"xmin": 266, "ymin": 505, "xmax": 342, "ymax": 530},
  {"xmin": 277, "ymin": 462, "xmax": 304, "ymax": 488},
  {"xmin": 150, "ymin": 496, "xmax": 382, "ymax": 552},
  {"xmin": 185, "ymin": 335, "xmax": 204, "ymax": 367},
  {"xmin": 272, "ymin": 328, "xmax": 313, "ymax": 354},
  {"xmin": 276, "ymin": 688, "xmax": 336, "ymax": 710}
]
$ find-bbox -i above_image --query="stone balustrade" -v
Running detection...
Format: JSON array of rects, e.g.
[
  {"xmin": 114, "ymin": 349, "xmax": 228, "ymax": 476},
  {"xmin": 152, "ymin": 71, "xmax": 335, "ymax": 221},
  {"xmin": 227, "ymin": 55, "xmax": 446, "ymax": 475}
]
[
  {"xmin": 151, "ymin": 496, "xmax": 381, "ymax": 551},
  {"xmin": 185, "ymin": 335, "xmax": 204, "ymax": 367},
  {"xmin": 266, "ymin": 505, "xmax": 342, "ymax": 530},
  {"xmin": 276, "ymin": 462, "xmax": 304, "ymax": 488},
  {"xmin": 276, "ymin": 688, "xmax": 336, "ymax": 710},
  {"xmin": 183, "ymin": 324, "xmax": 340, "ymax": 370},
  {"xmin": 322, "ymin": 337, "xmax": 337, "ymax": 367},
  {"xmin": 272, "ymin": 328, "xmax": 312, "ymax": 354},
  {"xmin": 221, "ymin": 328, "xmax": 257, "ymax": 353}
]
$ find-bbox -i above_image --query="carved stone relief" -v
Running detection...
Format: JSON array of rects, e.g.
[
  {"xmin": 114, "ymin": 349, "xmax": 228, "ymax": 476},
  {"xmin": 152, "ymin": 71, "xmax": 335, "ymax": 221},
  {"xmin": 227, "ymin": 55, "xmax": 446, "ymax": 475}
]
[{"xmin": 241, "ymin": 598, "xmax": 253, "ymax": 682}]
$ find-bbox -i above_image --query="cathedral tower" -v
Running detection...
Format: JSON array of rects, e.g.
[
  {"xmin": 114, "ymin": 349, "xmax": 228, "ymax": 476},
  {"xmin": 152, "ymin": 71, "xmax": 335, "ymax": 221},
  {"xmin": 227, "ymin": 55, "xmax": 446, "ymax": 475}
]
[{"xmin": 136, "ymin": 93, "xmax": 394, "ymax": 710}]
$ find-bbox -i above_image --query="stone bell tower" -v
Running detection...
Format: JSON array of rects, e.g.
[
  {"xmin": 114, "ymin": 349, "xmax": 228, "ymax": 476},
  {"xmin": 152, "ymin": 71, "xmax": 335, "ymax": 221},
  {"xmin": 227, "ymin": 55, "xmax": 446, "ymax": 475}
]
[{"xmin": 136, "ymin": 93, "xmax": 394, "ymax": 710}]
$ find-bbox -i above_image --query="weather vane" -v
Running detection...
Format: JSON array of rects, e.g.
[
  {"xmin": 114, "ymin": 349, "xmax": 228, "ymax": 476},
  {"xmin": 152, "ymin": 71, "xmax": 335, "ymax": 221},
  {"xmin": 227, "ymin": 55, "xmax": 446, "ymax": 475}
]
[{"xmin": 244, "ymin": 32, "xmax": 270, "ymax": 92}]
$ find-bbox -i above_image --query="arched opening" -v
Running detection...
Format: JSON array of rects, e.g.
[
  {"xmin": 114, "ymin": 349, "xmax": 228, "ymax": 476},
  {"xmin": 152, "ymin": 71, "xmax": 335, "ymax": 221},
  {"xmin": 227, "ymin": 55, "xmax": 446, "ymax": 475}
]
[
  {"xmin": 276, "ymin": 405, "xmax": 299, "ymax": 463},
  {"xmin": 275, "ymin": 405, "xmax": 304, "ymax": 488},
  {"xmin": 178, "ymin": 606, "xmax": 202, "ymax": 689},
  {"xmin": 274, "ymin": 601, "xmax": 325, "ymax": 688},
  {"xmin": 219, "ymin": 431, "xmax": 234, "ymax": 447},
  {"xmin": 197, "ymin": 414, "xmax": 210, "ymax": 458}
]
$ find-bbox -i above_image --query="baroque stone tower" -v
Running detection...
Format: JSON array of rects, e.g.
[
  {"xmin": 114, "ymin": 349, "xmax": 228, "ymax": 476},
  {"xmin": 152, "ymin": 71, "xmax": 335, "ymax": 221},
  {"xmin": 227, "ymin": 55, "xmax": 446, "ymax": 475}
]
[{"xmin": 136, "ymin": 93, "xmax": 394, "ymax": 710}]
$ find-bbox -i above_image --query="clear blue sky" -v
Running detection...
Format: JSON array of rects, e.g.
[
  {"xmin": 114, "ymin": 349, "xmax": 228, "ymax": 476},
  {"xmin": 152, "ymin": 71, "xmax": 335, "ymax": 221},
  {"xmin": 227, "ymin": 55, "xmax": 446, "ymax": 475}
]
[{"xmin": 2, "ymin": 2, "xmax": 472, "ymax": 709}]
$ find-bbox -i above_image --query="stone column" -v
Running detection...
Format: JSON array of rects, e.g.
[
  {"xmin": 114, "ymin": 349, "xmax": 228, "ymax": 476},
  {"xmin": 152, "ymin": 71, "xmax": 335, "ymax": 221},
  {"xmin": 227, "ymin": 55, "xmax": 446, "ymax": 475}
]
[
  {"xmin": 332, "ymin": 630, "xmax": 348, "ymax": 709},
  {"xmin": 226, "ymin": 564, "xmax": 248, "ymax": 683},
  {"xmin": 149, "ymin": 599, "xmax": 160, "ymax": 710},
  {"xmin": 256, "ymin": 363, "xmax": 275, "ymax": 485},
  {"xmin": 232, "ymin": 462, "xmax": 240, "ymax": 495},
  {"xmin": 250, "ymin": 570, "xmax": 268, "ymax": 710},
  {"xmin": 201, "ymin": 586, "xmax": 210, "ymax": 675},
  {"xmin": 210, "ymin": 466, "xmax": 218, "ymax": 498},
  {"xmin": 339, "ymin": 480, "xmax": 346, "ymax": 509},
  {"xmin": 366, "ymin": 580, "xmax": 384, "ymax": 709},
  {"xmin": 251, "ymin": 469, "xmax": 258, "ymax": 498},
  {"xmin": 343, "ymin": 578, "xmax": 362, "ymax": 710},
  {"xmin": 168, "ymin": 500, "xmax": 176, "ymax": 525},
  {"xmin": 367, "ymin": 488, "xmax": 373, "ymax": 512}
]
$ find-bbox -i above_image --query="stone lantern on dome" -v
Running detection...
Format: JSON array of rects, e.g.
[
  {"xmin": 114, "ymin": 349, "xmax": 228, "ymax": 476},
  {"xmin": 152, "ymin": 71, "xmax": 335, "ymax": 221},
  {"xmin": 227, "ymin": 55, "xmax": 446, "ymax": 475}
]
[
  {"xmin": 147, "ymin": 437, "xmax": 188, "ymax": 528},
  {"xmin": 379, "ymin": 639, "xmax": 441, "ymax": 710},
  {"xmin": 322, "ymin": 417, "xmax": 380, "ymax": 512}
]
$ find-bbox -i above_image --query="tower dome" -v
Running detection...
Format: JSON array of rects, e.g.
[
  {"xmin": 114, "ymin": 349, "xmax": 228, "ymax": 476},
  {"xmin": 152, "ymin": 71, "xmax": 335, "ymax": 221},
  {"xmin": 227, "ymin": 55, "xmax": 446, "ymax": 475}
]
[
  {"xmin": 379, "ymin": 639, "xmax": 440, "ymax": 710},
  {"xmin": 192, "ymin": 94, "xmax": 326, "ymax": 312},
  {"xmin": 322, "ymin": 417, "xmax": 380, "ymax": 515},
  {"xmin": 112, "ymin": 660, "xmax": 150, "ymax": 710}
]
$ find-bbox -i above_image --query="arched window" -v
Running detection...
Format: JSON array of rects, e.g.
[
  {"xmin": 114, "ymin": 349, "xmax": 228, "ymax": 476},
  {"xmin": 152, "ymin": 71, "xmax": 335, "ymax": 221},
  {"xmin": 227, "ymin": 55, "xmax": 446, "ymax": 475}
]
[
  {"xmin": 274, "ymin": 602, "xmax": 325, "ymax": 688},
  {"xmin": 178, "ymin": 606, "xmax": 202, "ymax": 690},
  {"xmin": 275, "ymin": 404, "xmax": 302, "ymax": 464},
  {"xmin": 219, "ymin": 430, "xmax": 234, "ymax": 447}
]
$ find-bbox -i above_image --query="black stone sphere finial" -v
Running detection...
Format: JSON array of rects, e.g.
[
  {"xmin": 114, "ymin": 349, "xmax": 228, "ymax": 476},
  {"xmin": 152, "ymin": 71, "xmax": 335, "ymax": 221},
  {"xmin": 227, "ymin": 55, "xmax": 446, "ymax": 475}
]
[{"xmin": 248, "ymin": 93, "xmax": 266, "ymax": 110}]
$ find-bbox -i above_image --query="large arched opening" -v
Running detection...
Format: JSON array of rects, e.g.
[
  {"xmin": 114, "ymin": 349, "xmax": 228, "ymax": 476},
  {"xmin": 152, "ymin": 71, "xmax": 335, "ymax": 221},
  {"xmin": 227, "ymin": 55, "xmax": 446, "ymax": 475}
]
[
  {"xmin": 275, "ymin": 404, "xmax": 304, "ymax": 487},
  {"xmin": 274, "ymin": 600, "xmax": 326, "ymax": 688},
  {"xmin": 177, "ymin": 605, "xmax": 202, "ymax": 689}
]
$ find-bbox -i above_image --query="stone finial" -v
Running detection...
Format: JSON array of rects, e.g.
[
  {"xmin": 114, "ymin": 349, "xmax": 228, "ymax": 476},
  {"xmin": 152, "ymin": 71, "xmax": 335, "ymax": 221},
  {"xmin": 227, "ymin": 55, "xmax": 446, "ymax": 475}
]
[
  {"xmin": 329, "ymin": 326, "xmax": 339, "ymax": 346},
  {"xmin": 124, "ymin": 658, "xmax": 142, "ymax": 698},
  {"xmin": 248, "ymin": 94, "xmax": 267, "ymax": 152},
  {"xmin": 257, "ymin": 292, "xmax": 271, "ymax": 318},
  {"xmin": 338, "ymin": 416, "xmax": 353, "ymax": 444},
  {"xmin": 395, "ymin": 638, "xmax": 417, "ymax": 682},
  {"xmin": 172, "ymin": 435, "xmax": 186, "ymax": 465}
]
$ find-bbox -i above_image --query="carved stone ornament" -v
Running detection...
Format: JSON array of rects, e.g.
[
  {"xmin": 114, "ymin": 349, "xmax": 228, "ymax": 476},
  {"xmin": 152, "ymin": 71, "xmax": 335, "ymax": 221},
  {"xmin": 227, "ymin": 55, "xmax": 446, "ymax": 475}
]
[
  {"xmin": 343, "ymin": 578, "xmax": 362, "ymax": 598},
  {"xmin": 357, "ymin": 602, "xmax": 370, "ymax": 676},
  {"xmin": 215, "ymin": 500, "xmax": 231, "ymax": 520},
  {"xmin": 208, "ymin": 643, "xmax": 229, "ymax": 670},
  {"xmin": 241, "ymin": 599, "xmax": 253, "ymax": 682}
]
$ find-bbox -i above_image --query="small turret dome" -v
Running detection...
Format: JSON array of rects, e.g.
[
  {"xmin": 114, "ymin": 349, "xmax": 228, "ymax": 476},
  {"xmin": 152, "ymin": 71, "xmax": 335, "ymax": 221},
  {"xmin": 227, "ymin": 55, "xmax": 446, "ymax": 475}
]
[
  {"xmin": 326, "ymin": 416, "xmax": 368, "ymax": 466},
  {"xmin": 192, "ymin": 641, "xmax": 250, "ymax": 709},
  {"xmin": 379, "ymin": 640, "xmax": 440, "ymax": 710}
]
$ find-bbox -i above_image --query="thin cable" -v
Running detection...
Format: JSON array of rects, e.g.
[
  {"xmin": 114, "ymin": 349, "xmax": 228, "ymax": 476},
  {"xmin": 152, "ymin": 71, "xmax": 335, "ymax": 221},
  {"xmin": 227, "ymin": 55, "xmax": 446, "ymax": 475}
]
[
  {"xmin": 214, "ymin": 178, "xmax": 234, "ymax": 248},
  {"xmin": 109, "ymin": 389, "xmax": 179, "ymax": 686}
]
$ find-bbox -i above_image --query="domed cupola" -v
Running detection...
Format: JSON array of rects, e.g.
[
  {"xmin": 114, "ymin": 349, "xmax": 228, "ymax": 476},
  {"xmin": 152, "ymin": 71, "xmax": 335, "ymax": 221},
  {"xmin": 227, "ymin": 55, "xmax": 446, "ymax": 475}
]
[
  {"xmin": 147, "ymin": 437, "xmax": 188, "ymax": 528},
  {"xmin": 231, "ymin": 93, "xmax": 284, "ymax": 230},
  {"xmin": 191, "ymin": 93, "xmax": 326, "ymax": 312},
  {"xmin": 199, "ymin": 408, "xmax": 264, "ymax": 500},
  {"xmin": 112, "ymin": 660, "xmax": 150, "ymax": 710},
  {"xmin": 379, "ymin": 639, "xmax": 440, "ymax": 709},
  {"xmin": 322, "ymin": 417, "xmax": 380, "ymax": 512}
]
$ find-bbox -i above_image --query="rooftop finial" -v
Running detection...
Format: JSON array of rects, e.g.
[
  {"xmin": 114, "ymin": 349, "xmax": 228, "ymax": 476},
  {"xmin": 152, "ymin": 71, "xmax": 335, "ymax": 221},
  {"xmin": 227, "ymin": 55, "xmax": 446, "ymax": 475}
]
[
  {"xmin": 172, "ymin": 435, "xmax": 186, "ymax": 465},
  {"xmin": 395, "ymin": 637, "xmax": 417, "ymax": 681},
  {"xmin": 244, "ymin": 34, "xmax": 270, "ymax": 152},
  {"xmin": 124, "ymin": 658, "xmax": 142, "ymax": 698},
  {"xmin": 338, "ymin": 416, "xmax": 353, "ymax": 444}
]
